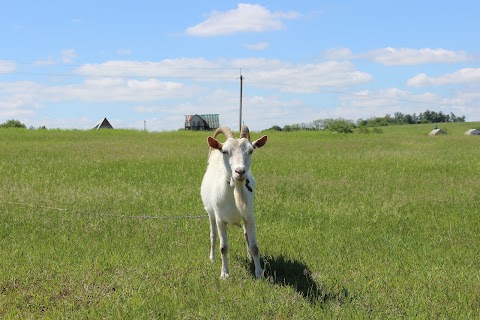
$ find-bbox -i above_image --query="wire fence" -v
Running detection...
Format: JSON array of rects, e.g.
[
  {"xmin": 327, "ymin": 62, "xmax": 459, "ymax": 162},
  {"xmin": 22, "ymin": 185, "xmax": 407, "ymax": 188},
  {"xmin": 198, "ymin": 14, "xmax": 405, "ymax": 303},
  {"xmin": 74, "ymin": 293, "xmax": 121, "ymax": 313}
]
[{"xmin": 2, "ymin": 200, "xmax": 207, "ymax": 221}]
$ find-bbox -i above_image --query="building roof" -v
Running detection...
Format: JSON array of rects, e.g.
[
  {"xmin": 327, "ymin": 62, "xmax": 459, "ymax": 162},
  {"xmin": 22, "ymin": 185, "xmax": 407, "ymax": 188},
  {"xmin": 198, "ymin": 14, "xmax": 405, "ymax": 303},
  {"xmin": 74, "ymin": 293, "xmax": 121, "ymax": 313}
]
[
  {"xmin": 92, "ymin": 117, "xmax": 113, "ymax": 130},
  {"xmin": 184, "ymin": 114, "xmax": 219, "ymax": 131},
  {"xmin": 429, "ymin": 128, "xmax": 445, "ymax": 135},
  {"xmin": 464, "ymin": 128, "xmax": 480, "ymax": 135}
]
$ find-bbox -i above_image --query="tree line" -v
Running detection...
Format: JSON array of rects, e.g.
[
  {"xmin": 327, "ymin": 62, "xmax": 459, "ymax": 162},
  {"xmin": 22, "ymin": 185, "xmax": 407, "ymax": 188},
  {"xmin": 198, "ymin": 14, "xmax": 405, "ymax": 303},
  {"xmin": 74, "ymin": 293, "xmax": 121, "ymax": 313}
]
[
  {"xmin": 357, "ymin": 110, "xmax": 465, "ymax": 127},
  {"xmin": 266, "ymin": 110, "xmax": 466, "ymax": 133}
]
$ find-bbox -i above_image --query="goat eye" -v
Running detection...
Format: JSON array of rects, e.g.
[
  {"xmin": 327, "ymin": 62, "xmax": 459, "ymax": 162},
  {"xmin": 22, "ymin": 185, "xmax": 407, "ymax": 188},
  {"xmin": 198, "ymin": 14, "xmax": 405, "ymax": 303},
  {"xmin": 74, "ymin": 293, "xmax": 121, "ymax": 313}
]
[{"xmin": 222, "ymin": 150, "xmax": 229, "ymax": 155}]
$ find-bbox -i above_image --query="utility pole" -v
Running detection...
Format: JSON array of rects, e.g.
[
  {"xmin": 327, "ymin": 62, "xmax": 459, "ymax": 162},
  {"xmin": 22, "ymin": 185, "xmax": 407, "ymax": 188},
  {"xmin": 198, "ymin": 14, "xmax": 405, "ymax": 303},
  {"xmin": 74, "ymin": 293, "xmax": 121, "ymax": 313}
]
[{"xmin": 239, "ymin": 70, "xmax": 243, "ymax": 132}]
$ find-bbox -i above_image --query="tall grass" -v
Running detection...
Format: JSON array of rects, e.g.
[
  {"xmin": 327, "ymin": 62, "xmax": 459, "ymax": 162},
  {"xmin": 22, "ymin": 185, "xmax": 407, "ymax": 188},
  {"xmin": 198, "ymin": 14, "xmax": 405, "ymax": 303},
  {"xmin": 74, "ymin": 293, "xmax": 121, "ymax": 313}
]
[{"xmin": 1, "ymin": 123, "xmax": 479, "ymax": 318}]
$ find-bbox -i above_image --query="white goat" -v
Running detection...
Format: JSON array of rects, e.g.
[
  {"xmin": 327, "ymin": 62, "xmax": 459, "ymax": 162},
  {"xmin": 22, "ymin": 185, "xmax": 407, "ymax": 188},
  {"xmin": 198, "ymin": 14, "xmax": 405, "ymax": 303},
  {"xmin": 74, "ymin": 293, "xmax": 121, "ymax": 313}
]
[{"xmin": 201, "ymin": 125, "xmax": 268, "ymax": 279}]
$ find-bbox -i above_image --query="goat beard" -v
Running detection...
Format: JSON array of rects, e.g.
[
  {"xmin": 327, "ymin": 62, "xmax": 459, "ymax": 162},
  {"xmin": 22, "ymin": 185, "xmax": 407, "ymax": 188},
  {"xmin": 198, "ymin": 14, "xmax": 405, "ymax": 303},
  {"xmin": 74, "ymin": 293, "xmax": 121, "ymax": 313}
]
[{"xmin": 232, "ymin": 179, "xmax": 253, "ymax": 212}]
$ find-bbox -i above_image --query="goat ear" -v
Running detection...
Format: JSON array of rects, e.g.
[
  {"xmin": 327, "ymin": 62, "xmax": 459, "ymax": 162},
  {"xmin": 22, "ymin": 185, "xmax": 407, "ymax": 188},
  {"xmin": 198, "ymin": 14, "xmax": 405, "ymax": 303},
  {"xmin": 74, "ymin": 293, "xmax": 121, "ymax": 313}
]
[
  {"xmin": 208, "ymin": 136, "xmax": 223, "ymax": 150},
  {"xmin": 252, "ymin": 135, "xmax": 268, "ymax": 149}
]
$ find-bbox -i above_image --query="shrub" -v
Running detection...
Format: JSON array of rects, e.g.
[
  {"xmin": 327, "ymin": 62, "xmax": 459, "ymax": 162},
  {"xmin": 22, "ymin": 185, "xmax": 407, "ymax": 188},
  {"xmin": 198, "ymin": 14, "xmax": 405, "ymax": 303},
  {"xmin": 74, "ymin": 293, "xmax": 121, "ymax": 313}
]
[
  {"xmin": 358, "ymin": 126, "xmax": 371, "ymax": 134},
  {"xmin": 323, "ymin": 118, "xmax": 355, "ymax": 133},
  {"xmin": 0, "ymin": 119, "xmax": 27, "ymax": 129}
]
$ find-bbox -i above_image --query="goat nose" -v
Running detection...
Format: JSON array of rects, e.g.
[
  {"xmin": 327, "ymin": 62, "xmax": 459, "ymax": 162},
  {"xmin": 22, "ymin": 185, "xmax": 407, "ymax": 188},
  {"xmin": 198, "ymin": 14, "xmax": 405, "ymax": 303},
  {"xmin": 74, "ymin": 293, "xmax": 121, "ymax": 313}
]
[{"xmin": 235, "ymin": 167, "xmax": 245, "ymax": 175}]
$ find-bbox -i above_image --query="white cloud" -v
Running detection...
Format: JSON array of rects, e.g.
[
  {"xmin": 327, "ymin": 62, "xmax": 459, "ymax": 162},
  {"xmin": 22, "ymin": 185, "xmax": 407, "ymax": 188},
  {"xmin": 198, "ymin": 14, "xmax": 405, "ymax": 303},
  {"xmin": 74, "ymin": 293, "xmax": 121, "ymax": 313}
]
[
  {"xmin": 321, "ymin": 48, "xmax": 353, "ymax": 60},
  {"xmin": 4, "ymin": 54, "xmax": 479, "ymax": 131},
  {"xmin": 74, "ymin": 58, "xmax": 372, "ymax": 94},
  {"xmin": 34, "ymin": 49, "xmax": 79, "ymax": 66},
  {"xmin": 71, "ymin": 78, "xmax": 185, "ymax": 102},
  {"xmin": 34, "ymin": 58, "xmax": 56, "ymax": 66},
  {"xmin": 75, "ymin": 58, "xmax": 222, "ymax": 78},
  {"xmin": 407, "ymin": 68, "xmax": 480, "ymax": 87},
  {"xmin": 340, "ymin": 88, "xmax": 436, "ymax": 108},
  {"xmin": 130, "ymin": 88, "xmax": 304, "ymax": 131},
  {"xmin": 0, "ymin": 61, "xmax": 16, "ymax": 73},
  {"xmin": 364, "ymin": 47, "xmax": 473, "ymax": 66},
  {"xmin": 0, "ymin": 76, "xmax": 187, "ymax": 115},
  {"xmin": 0, "ymin": 57, "xmax": 372, "ymax": 127},
  {"xmin": 320, "ymin": 47, "xmax": 475, "ymax": 65},
  {"xmin": 127, "ymin": 79, "xmax": 183, "ymax": 91},
  {"xmin": 186, "ymin": 3, "xmax": 300, "ymax": 36},
  {"xmin": 133, "ymin": 105, "xmax": 163, "ymax": 113},
  {"xmin": 244, "ymin": 42, "xmax": 269, "ymax": 51},
  {"xmin": 61, "ymin": 49, "xmax": 77, "ymax": 64},
  {"xmin": 83, "ymin": 78, "xmax": 126, "ymax": 87},
  {"xmin": 337, "ymin": 87, "xmax": 478, "ymax": 121},
  {"xmin": 241, "ymin": 59, "xmax": 372, "ymax": 93},
  {"xmin": 116, "ymin": 48, "xmax": 133, "ymax": 56},
  {"xmin": 0, "ymin": 81, "xmax": 43, "ymax": 117}
]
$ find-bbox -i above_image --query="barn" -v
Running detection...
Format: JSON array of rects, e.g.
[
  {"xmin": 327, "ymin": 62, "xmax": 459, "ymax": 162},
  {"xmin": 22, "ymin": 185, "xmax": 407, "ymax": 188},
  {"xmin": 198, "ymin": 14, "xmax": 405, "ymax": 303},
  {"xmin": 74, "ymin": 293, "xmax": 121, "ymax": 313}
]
[
  {"xmin": 464, "ymin": 129, "xmax": 480, "ymax": 135},
  {"xmin": 92, "ymin": 118, "xmax": 113, "ymax": 130},
  {"xmin": 184, "ymin": 114, "xmax": 219, "ymax": 131}
]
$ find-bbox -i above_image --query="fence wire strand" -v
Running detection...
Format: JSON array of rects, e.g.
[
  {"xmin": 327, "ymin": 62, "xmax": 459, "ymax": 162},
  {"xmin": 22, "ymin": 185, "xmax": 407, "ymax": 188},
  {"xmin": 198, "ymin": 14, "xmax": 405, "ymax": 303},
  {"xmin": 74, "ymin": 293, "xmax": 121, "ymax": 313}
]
[{"xmin": 2, "ymin": 201, "xmax": 206, "ymax": 221}]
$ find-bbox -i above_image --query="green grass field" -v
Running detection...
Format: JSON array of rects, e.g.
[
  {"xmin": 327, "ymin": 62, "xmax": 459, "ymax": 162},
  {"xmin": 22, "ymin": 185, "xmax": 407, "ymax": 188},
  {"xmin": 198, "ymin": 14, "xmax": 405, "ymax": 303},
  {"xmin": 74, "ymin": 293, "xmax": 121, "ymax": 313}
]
[{"xmin": 1, "ymin": 122, "xmax": 480, "ymax": 318}]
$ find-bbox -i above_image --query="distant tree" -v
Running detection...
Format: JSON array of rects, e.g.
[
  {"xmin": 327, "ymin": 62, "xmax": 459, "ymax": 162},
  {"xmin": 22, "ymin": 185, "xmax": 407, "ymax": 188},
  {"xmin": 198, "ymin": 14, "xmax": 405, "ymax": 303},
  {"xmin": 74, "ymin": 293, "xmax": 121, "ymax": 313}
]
[
  {"xmin": 449, "ymin": 112, "xmax": 458, "ymax": 122},
  {"xmin": 436, "ymin": 111, "xmax": 445, "ymax": 123},
  {"xmin": 357, "ymin": 118, "xmax": 367, "ymax": 127},
  {"xmin": 384, "ymin": 114, "xmax": 393, "ymax": 124},
  {"xmin": 289, "ymin": 124, "xmax": 301, "ymax": 131},
  {"xmin": 394, "ymin": 112, "xmax": 404, "ymax": 124},
  {"xmin": 412, "ymin": 113, "xmax": 419, "ymax": 124},
  {"xmin": 421, "ymin": 110, "xmax": 432, "ymax": 123},
  {"xmin": 321, "ymin": 118, "xmax": 355, "ymax": 133},
  {"xmin": 0, "ymin": 119, "xmax": 26, "ymax": 128},
  {"xmin": 266, "ymin": 125, "xmax": 282, "ymax": 131},
  {"xmin": 363, "ymin": 116, "xmax": 389, "ymax": 127},
  {"xmin": 404, "ymin": 114, "xmax": 413, "ymax": 124},
  {"xmin": 300, "ymin": 122, "xmax": 315, "ymax": 130}
]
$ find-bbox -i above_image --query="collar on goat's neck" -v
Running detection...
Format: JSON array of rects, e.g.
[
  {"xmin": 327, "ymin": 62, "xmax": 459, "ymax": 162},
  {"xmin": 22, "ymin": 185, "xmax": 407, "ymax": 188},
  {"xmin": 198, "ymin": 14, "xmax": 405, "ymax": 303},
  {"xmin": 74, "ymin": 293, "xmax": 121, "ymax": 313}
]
[
  {"xmin": 245, "ymin": 179, "xmax": 253, "ymax": 192},
  {"xmin": 226, "ymin": 178, "xmax": 253, "ymax": 192}
]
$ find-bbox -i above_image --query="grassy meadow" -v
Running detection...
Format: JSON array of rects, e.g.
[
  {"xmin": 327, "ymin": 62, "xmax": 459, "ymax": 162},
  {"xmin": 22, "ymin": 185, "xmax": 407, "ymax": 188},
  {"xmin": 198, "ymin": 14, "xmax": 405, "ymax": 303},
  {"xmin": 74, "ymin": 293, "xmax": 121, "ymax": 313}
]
[{"xmin": 1, "ymin": 122, "xmax": 480, "ymax": 318}]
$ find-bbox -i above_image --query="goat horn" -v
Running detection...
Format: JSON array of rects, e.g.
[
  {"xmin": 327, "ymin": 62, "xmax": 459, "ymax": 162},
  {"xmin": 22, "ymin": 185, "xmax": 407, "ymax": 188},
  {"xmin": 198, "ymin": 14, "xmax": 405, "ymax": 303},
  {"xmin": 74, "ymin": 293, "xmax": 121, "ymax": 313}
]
[
  {"xmin": 240, "ymin": 125, "xmax": 251, "ymax": 141},
  {"xmin": 213, "ymin": 126, "xmax": 234, "ymax": 140}
]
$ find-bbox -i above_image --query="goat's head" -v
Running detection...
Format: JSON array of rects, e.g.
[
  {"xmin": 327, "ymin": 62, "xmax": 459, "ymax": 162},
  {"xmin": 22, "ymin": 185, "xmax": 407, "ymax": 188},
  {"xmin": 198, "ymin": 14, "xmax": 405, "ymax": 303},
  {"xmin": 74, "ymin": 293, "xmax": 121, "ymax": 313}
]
[{"xmin": 208, "ymin": 125, "xmax": 268, "ymax": 181}]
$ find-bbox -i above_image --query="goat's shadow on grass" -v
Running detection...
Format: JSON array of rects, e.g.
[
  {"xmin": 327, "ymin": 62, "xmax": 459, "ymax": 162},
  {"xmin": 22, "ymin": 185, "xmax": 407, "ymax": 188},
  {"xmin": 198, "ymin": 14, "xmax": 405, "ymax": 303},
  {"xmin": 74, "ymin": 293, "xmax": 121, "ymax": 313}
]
[{"xmin": 244, "ymin": 254, "xmax": 351, "ymax": 306}]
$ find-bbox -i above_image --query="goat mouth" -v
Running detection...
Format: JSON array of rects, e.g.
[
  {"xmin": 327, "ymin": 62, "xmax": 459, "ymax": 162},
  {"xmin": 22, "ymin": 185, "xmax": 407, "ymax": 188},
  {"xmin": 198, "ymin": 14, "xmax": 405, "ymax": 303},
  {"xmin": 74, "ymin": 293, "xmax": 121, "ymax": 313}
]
[{"xmin": 233, "ymin": 174, "xmax": 246, "ymax": 181}]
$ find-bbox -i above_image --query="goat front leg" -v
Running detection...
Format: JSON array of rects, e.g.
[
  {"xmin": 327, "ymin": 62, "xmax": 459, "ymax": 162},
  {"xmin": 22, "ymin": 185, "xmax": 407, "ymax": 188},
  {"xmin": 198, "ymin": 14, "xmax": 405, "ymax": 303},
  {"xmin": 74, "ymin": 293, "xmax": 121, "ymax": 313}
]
[
  {"xmin": 244, "ymin": 219, "xmax": 263, "ymax": 279},
  {"xmin": 208, "ymin": 213, "xmax": 217, "ymax": 261},
  {"xmin": 216, "ymin": 220, "xmax": 230, "ymax": 279},
  {"xmin": 243, "ymin": 224, "xmax": 252, "ymax": 262}
]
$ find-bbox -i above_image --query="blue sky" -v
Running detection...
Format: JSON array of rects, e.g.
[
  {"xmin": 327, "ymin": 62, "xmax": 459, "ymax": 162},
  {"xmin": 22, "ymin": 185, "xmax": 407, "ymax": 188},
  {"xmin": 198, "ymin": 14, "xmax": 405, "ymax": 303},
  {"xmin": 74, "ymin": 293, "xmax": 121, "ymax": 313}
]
[{"xmin": 1, "ymin": 1, "xmax": 479, "ymax": 131}]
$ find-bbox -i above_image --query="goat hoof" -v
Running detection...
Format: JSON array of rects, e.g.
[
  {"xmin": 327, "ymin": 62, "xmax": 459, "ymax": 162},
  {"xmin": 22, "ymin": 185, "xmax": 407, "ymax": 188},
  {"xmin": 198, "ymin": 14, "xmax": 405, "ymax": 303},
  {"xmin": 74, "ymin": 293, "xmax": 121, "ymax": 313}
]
[
  {"xmin": 220, "ymin": 272, "xmax": 230, "ymax": 280},
  {"xmin": 255, "ymin": 269, "xmax": 264, "ymax": 280}
]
